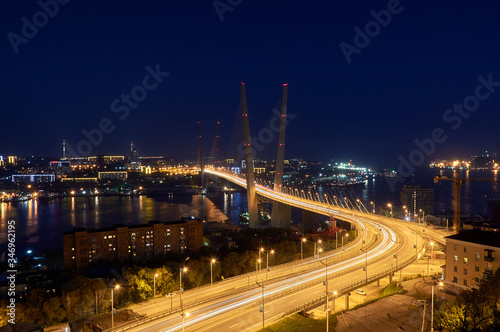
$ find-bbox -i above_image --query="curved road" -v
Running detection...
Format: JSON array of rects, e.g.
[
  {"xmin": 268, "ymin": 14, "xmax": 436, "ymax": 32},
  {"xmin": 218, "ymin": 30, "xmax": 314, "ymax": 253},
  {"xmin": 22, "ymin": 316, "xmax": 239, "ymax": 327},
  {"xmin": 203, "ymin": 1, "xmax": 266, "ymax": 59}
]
[{"xmin": 119, "ymin": 169, "xmax": 444, "ymax": 331}]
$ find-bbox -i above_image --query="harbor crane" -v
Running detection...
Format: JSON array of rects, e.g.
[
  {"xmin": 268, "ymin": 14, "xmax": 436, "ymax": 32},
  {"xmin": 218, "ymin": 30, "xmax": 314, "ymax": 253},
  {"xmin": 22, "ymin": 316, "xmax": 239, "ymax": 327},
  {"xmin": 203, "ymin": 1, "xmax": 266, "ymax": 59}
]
[{"xmin": 434, "ymin": 175, "xmax": 500, "ymax": 232}]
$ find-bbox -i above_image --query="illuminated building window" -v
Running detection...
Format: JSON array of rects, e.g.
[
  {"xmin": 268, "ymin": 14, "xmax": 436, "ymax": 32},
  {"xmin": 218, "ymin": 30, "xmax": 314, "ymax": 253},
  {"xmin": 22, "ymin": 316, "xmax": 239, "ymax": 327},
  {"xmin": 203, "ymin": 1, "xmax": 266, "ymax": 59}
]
[
  {"xmin": 463, "ymin": 257, "xmax": 468, "ymax": 265},
  {"xmin": 453, "ymin": 255, "xmax": 458, "ymax": 262}
]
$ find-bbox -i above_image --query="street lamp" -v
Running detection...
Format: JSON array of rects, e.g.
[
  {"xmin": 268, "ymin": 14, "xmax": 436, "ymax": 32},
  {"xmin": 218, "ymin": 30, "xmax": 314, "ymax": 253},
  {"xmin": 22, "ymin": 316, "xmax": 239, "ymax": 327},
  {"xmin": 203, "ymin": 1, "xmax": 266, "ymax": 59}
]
[
  {"xmin": 318, "ymin": 248, "xmax": 323, "ymax": 258},
  {"xmin": 256, "ymin": 281, "xmax": 265, "ymax": 329},
  {"xmin": 182, "ymin": 312, "xmax": 190, "ymax": 332},
  {"xmin": 388, "ymin": 203, "xmax": 393, "ymax": 218},
  {"xmin": 210, "ymin": 259, "xmax": 216, "ymax": 286},
  {"xmin": 301, "ymin": 237, "xmax": 306, "ymax": 260},
  {"xmin": 332, "ymin": 290, "xmax": 338, "ymax": 311},
  {"xmin": 266, "ymin": 250, "xmax": 274, "ymax": 281},
  {"xmin": 154, "ymin": 273, "xmax": 158, "ymax": 299},
  {"xmin": 180, "ymin": 267, "xmax": 188, "ymax": 318},
  {"xmin": 256, "ymin": 259, "xmax": 261, "ymax": 282},
  {"xmin": 319, "ymin": 258, "xmax": 329, "ymax": 332},
  {"xmin": 111, "ymin": 284, "xmax": 120, "ymax": 328},
  {"xmin": 362, "ymin": 240, "xmax": 368, "ymax": 284},
  {"xmin": 342, "ymin": 233, "xmax": 349, "ymax": 253},
  {"xmin": 259, "ymin": 248, "xmax": 264, "ymax": 270},
  {"xmin": 431, "ymin": 281, "xmax": 438, "ymax": 332},
  {"xmin": 370, "ymin": 201, "xmax": 375, "ymax": 214},
  {"xmin": 393, "ymin": 254, "xmax": 397, "ymax": 281},
  {"xmin": 314, "ymin": 239, "xmax": 322, "ymax": 260}
]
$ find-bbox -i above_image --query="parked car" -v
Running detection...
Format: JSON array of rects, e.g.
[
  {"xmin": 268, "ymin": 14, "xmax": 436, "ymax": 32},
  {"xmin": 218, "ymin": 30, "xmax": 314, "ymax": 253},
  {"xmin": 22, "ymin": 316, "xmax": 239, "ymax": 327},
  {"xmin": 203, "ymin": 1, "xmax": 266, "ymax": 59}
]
[{"xmin": 355, "ymin": 289, "xmax": 366, "ymax": 296}]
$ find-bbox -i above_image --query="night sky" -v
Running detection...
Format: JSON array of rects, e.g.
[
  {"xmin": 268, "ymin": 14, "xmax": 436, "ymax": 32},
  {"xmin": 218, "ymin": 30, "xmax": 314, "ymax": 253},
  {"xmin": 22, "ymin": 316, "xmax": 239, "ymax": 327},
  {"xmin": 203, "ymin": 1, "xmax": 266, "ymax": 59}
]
[{"xmin": 2, "ymin": 1, "xmax": 500, "ymax": 167}]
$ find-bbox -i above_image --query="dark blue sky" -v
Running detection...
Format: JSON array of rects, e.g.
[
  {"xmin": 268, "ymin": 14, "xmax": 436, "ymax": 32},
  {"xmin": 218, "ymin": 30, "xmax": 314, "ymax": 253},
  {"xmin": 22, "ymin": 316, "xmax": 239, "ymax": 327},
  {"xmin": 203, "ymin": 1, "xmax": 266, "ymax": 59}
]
[{"xmin": 1, "ymin": 1, "xmax": 499, "ymax": 167}]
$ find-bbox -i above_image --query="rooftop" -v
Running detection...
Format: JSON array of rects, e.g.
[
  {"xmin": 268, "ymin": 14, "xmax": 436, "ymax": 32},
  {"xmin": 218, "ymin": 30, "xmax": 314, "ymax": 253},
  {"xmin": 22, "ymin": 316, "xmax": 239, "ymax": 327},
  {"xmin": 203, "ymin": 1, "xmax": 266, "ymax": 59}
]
[{"xmin": 445, "ymin": 230, "xmax": 500, "ymax": 248}]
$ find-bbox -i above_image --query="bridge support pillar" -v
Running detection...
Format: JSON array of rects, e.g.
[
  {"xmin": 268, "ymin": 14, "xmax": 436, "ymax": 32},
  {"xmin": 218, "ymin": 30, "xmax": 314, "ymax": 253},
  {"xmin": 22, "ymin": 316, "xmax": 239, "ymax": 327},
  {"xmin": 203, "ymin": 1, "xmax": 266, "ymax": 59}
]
[
  {"xmin": 389, "ymin": 273, "xmax": 393, "ymax": 284},
  {"xmin": 345, "ymin": 294, "xmax": 349, "ymax": 310},
  {"xmin": 377, "ymin": 279, "xmax": 380, "ymax": 287},
  {"xmin": 271, "ymin": 202, "xmax": 291, "ymax": 228},
  {"xmin": 239, "ymin": 83, "xmax": 258, "ymax": 228},
  {"xmin": 302, "ymin": 210, "xmax": 319, "ymax": 232}
]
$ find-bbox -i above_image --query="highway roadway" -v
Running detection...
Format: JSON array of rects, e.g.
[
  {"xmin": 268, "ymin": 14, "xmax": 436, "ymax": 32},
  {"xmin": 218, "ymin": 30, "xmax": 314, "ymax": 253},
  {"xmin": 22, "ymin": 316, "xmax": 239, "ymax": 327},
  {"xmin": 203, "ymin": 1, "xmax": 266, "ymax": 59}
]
[{"xmin": 116, "ymin": 169, "xmax": 445, "ymax": 331}]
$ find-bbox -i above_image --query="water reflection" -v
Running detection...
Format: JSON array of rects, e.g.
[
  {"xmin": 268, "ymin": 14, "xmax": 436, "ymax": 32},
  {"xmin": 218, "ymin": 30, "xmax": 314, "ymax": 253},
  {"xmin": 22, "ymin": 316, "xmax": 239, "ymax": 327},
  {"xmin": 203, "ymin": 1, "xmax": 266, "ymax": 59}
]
[{"xmin": 0, "ymin": 194, "xmax": 229, "ymax": 253}]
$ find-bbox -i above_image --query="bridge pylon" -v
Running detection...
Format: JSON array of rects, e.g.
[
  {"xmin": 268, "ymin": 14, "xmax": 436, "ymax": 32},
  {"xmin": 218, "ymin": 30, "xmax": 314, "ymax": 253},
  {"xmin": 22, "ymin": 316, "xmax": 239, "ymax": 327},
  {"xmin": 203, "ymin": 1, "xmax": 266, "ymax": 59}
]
[
  {"xmin": 272, "ymin": 83, "xmax": 290, "ymax": 228},
  {"xmin": 240, "ymin": 83, "xmax": 258, "ymax": 228},
  {"xmin": 197, "ymin": 122, "xmax": 204, "ymax": 188}
]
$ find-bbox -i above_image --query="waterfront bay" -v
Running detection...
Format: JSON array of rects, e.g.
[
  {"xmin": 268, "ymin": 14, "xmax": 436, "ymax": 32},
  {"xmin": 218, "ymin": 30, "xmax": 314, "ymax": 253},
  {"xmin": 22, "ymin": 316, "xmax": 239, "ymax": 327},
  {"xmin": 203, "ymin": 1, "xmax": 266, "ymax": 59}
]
[{"xmin": 1, "ymin": 168, "xmax": 498, "ymax": 254}]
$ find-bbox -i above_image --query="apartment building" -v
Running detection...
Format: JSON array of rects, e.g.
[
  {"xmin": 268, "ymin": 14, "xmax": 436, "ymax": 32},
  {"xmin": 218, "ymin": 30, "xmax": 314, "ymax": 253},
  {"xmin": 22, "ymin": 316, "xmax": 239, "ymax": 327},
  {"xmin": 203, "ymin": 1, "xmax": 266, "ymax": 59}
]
[
  {"xmin": 64, "ymin": 219, "xmax": 203, "ymax": 273},
  {"xmin": 444, "ymin": 230, "xmax": 500, "ymax": 289}
]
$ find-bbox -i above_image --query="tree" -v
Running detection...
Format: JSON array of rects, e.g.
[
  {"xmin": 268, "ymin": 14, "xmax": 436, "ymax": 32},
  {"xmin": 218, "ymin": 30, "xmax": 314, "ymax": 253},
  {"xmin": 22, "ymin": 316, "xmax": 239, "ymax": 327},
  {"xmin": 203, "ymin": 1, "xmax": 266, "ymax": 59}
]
[
  {"xmin": 63, "ymin": 275, "xmax": 105, "ymax": 321},
  {"xmin": 0, "ymin": 299, "xmax": 9, "ymax": 326},
  {"xmin": 19, "ymin": 289, "xmax": 45, "ymax": 324},
  {"xmin": 152, "ymin": 266, "xmax": 176, "ymax": 296},
  {"xmin": 186, "ymin": 260, "xmax": 205, "ymax": 288},
  {"xmin": 125, "ymin": 267, "xmax": 152, "ymax": 302},
  {"xmin": 42, "ymin": 297, "xmax": 66, "ymax": 326},
  {"xmin": 435, "ymin": 269, "xmax": 500, "ymax": 331},
  {"xmin": 124, "ymin": 266, "xmax": 176, "ymax": 302},
  {"xmin": 222, "ymin": 252, "xmax": 246, "ymax": 277}
]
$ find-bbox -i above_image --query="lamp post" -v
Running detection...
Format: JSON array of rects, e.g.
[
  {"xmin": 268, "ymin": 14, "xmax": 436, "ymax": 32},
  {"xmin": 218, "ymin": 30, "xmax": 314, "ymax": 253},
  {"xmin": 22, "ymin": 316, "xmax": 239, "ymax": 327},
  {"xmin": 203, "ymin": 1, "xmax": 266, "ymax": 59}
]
[
  {"xmin": 430, "ymin": 282, "xmax": 435, "ymax": 332},
  {"xmin": 154, "ymin": 273, "xmax": 158, "ymax": 299},
  {"xmin": 332, "ymin": 290, "xmax": 337, "ymax": 311},
  {"xmin": 388, "ymin": 203, "xmax": 393, "ymax": 218},
  {"xmin": 362, "ymin": 240, "xmax": 368, "ymax": 284},
  {"xmin": 370, "ymin": 201, "xmax": 375, "ymax": 214},
  {"xmin": 342, "ymin": 233, "xmax": 349, "ymax": 254},
  {"xmin": 256, "ymin": 281, "xmax": 265, "ymax": 329},
  {"xmin": 266, "ymin": 250, "xmax": 274, "ymax": 281},
  {"xmin": 256, "ymin": 259, "xmax": 261, "ymax": 282},
  {"xmin": 319, "ymin": 258, "xmax": 329, "ymax": 332},
  {"xmin": 111, "ymin": 284, "xmax": 120, "ymax": 328},
  {"xmin": 182, "ymin": 312, "xmax": 190, "ymax": 332},
  {"xmin": 210, "ymin": 259, "xmax": 216, "ymax": 286},
  {"xmin": 318, "ymin": 248, "xmax": 323, "ymax": 259},
  {"xmin": 301, "ymin": 237, "xmax": 306, "ymax": 260},
  {"xmin": 259, "ymin": 248, "xmax": 264, "ymax": 271},
  {"xmin": 180, "ymin": 267, "xmax": 187, "ymax": 318},
  {"xmin": 393, "ymin": 254, "xmax": 397, "ymax": 281}
]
